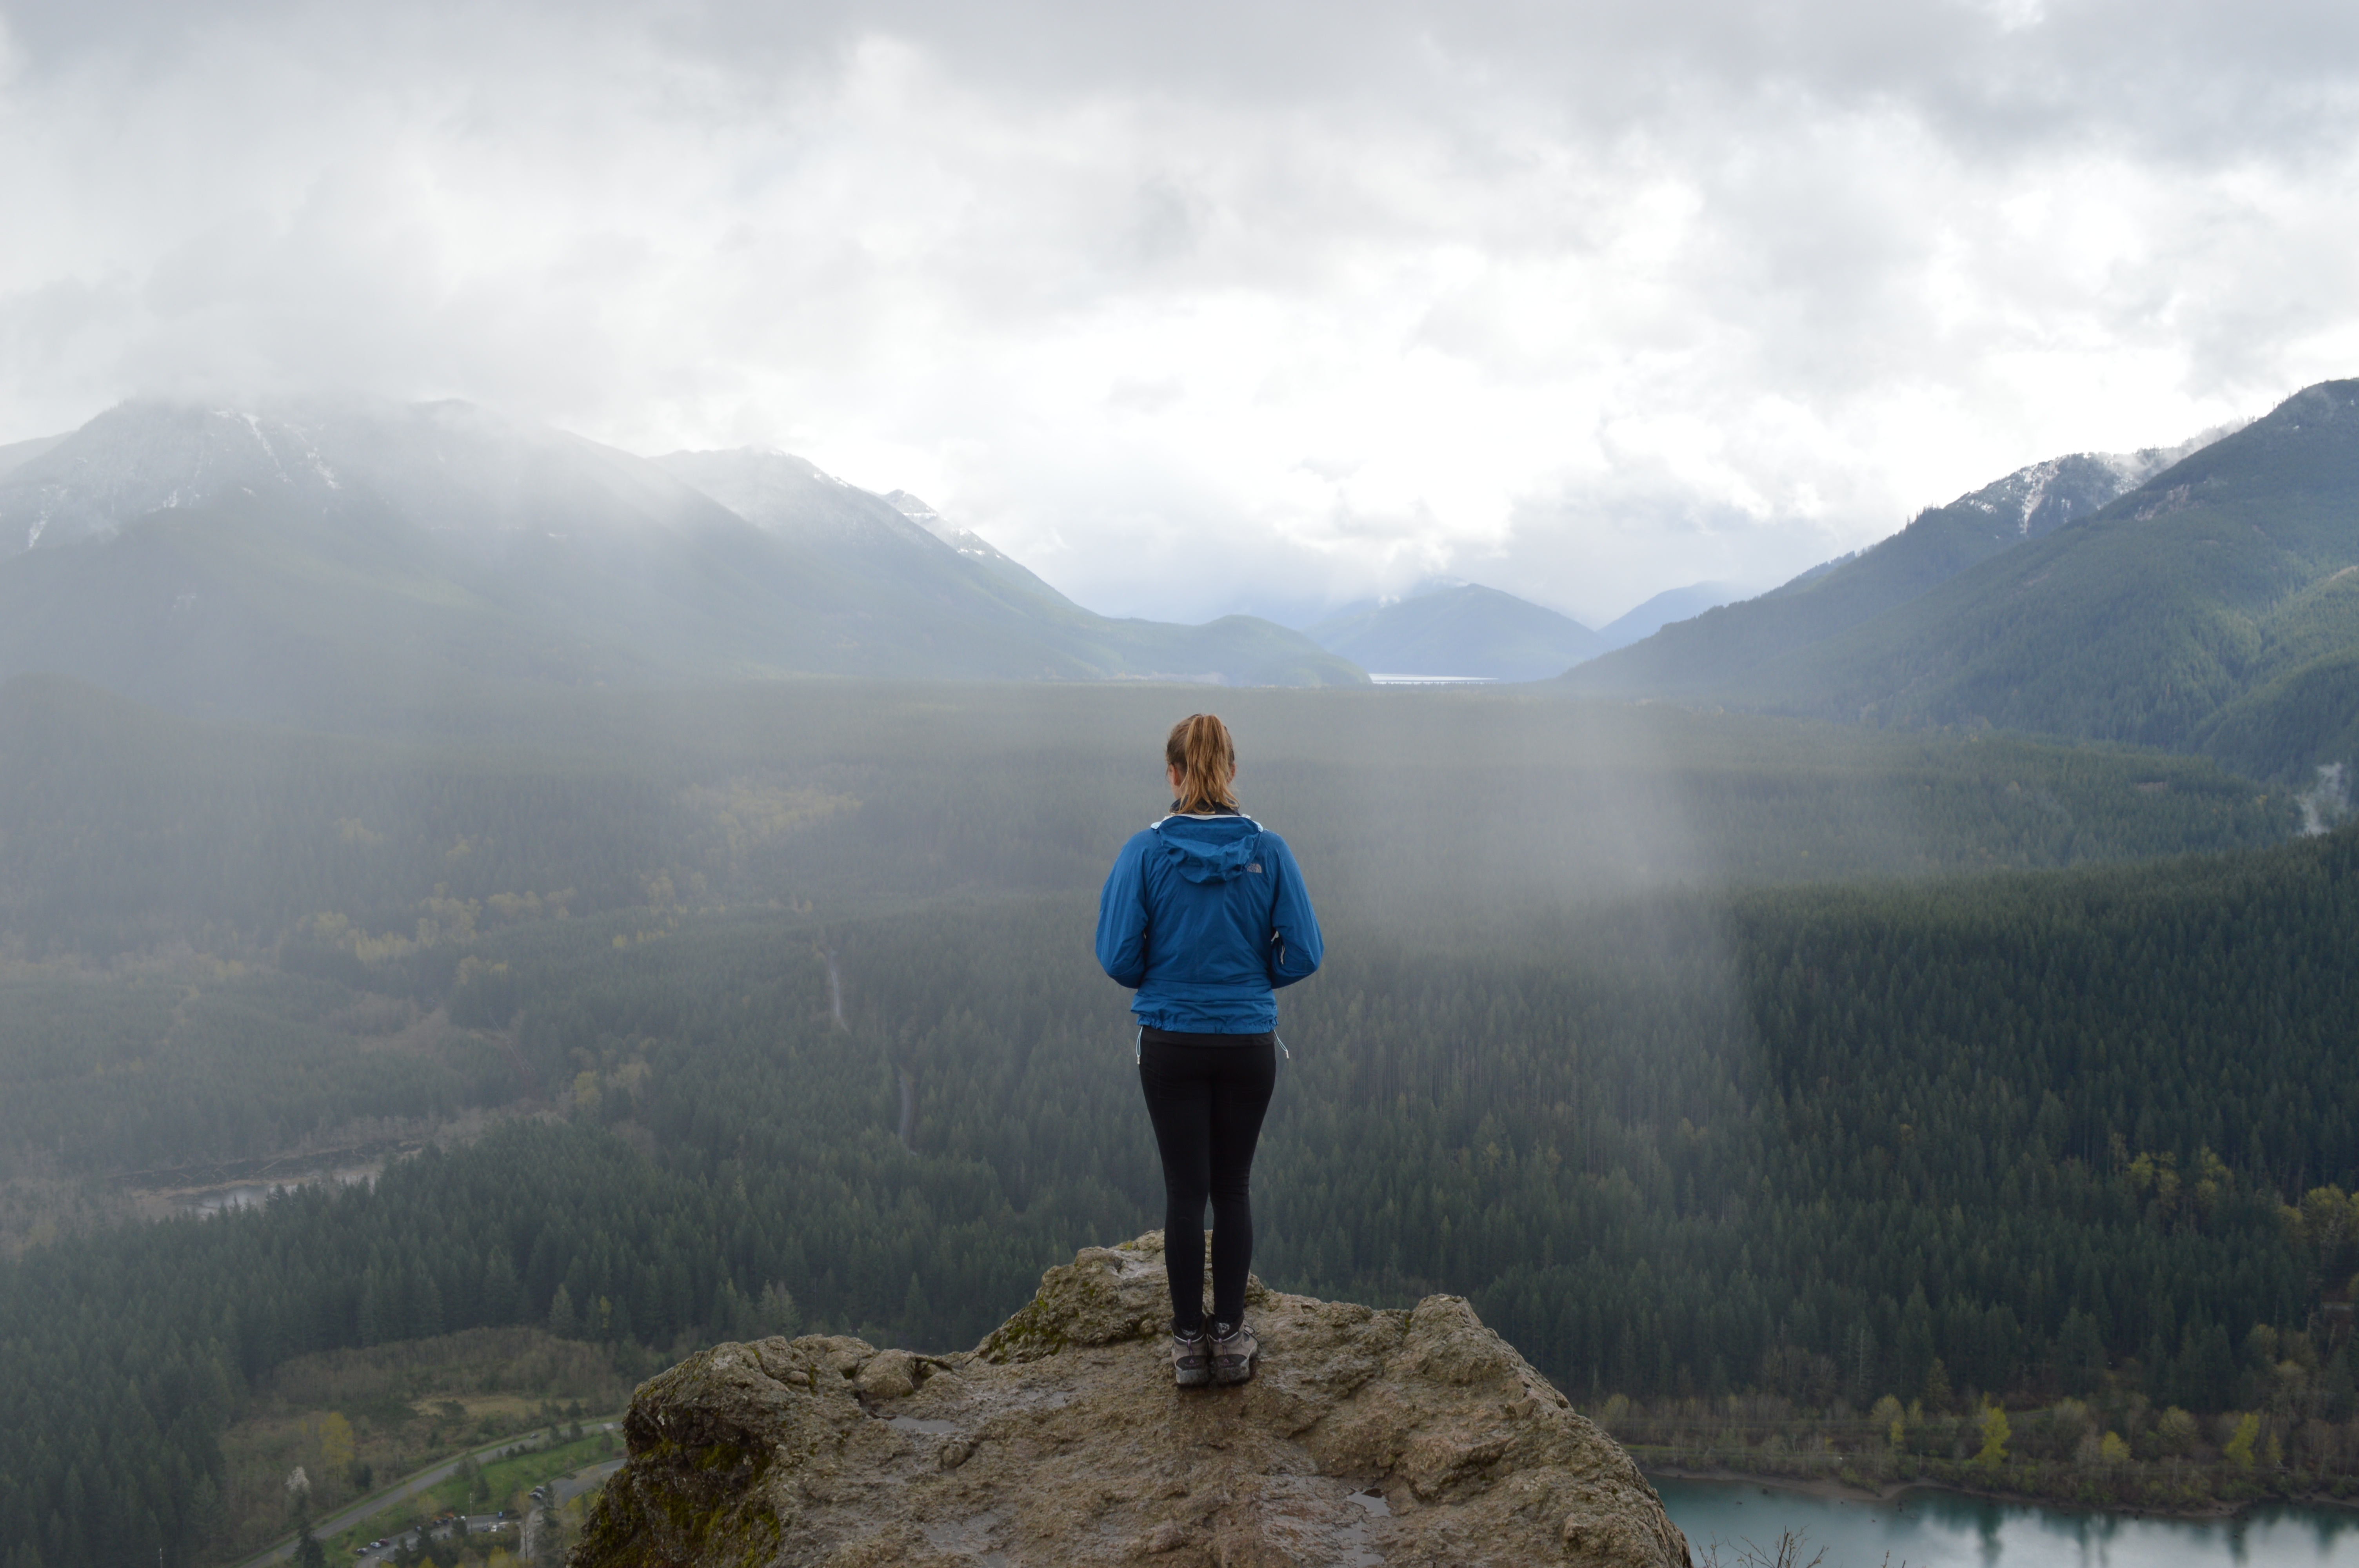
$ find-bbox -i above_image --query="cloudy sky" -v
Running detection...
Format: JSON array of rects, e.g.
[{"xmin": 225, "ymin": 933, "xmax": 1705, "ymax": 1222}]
[{"xmin": 5, "ymin": 1, "xmax": 2359, "ymax": 626}]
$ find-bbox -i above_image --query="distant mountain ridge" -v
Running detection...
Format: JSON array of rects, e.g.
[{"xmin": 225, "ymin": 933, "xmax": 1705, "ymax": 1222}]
[
  {"xmin": 1307, "ymin": 582, "xmax": 1605, "ymax": 681},
  {"xmin": 1595, "ymin": 582, "xmax": 1745, "ymax": 651},
  {"xmin": 1564, "ymin": 430, "xmax": 2234, "ymax": 700},
  {"xmin": 0, "ymin": 433, "xmax": 65, "ymax": 479},
  {"xmin": 881, "ymin": 489, "xmax": 1082, "ymax": 609},
  {"xmin": 651, "ymin": 445, "xmax": 1363, "ymax": 689},
  {"xmin": 1565, "ymin": 381, "xmax": 2359, "ymax": 783},
  {"xmin": 1734, "ymin": 382, "xmax": 2359, "ymax": 778},
  {"xmin": 0, "ymin": 398, "xmax": 1363, "ymax": 726},
  {"xmin": 0, "ymin": 397, "xmax": 738, "ymax": 560}
]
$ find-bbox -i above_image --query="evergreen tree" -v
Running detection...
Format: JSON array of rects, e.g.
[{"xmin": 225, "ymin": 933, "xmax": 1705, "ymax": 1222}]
[{"xmin": 547, "ymin": 1284, "xmax": 578, "ymax": 1341}]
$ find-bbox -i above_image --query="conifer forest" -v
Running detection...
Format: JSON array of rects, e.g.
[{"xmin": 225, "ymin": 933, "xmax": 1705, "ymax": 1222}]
[{"xmin": 2, "ymin": 674, "xmax": 2355, "ymax": 1563}]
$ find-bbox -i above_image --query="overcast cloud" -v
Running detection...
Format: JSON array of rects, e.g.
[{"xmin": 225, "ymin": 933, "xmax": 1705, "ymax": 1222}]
[{"xmin": 5, "ymin": 0, "xmax": 2359, "ymax": 625}]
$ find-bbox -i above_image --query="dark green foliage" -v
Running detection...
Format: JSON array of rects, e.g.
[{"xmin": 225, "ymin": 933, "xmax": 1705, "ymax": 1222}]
[
  {"xmin": 0, "ymin": 831, "xmax": 2328, "ymax": 1564},
  {"xmin": 0, "ymin": 677, "xmax": 2344, "ymax": 1563},
  {"xmin": 16, "ymin": 819, "xmax": 2359, "ymax": 1562},
  {"xmin": 2194, "ymin": 643, "xmax": 2359, "ymax": 786},
  {"xmin": 1273, "ymin": 834, "xmax": 2355, "ymax": 1411},
  {"xmin": 0, "ymin": 678, "xmax": 2294, "ymax": 1195},
  {"xmin": 0, "ymin": 973, "xmax": 513, "ymax": 1178},
  {"xmin": 0, "ymin": 677, "xmax": 679, "ymax": 952}
]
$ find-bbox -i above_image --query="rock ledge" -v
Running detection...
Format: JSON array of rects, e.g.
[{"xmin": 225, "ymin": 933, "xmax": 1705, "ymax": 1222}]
[{"xmin": 572, "ymin": 1233, "xmax": 1688, "ymax": 1566}]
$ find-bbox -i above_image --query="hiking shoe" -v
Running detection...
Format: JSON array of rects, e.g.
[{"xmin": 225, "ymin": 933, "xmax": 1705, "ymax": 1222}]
[
  {"xmin": 1210, "ymin": 1320, "xmax": 1258, "ymax": 1386},
  {"xmin": 1171, "ymin": 1328, "xmax": 1211, "ymax": 1388}
]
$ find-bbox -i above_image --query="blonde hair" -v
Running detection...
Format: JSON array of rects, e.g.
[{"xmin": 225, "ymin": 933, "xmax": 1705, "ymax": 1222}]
[{"xmin": 1165, "ymin": 713, "xmax": 1239, "ymax": 814}]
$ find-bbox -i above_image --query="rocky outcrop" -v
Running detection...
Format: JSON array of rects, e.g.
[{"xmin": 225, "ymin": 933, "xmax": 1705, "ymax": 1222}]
[{"xmin": 572, "ymin": 1233, "xmax": 1688, "ymax": 1567}]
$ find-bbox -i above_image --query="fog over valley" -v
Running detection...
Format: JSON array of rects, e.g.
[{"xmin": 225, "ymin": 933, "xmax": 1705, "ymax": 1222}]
[{"xmin": 11, "ymin": 5, "xmax": 2359, "ymax": 1568}]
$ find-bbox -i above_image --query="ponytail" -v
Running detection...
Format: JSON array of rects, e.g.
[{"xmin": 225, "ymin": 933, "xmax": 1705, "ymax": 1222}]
[{"xmin": 1164, "ymin": 713, "xmax": 1239, "ymax": 815}]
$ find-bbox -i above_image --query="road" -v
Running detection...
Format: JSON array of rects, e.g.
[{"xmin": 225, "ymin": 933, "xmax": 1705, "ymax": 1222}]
[
  {"xmin": 354, "ymin": 1512, "xmax": 517, "ymax": 1565},
  {"xmin": 552, "ymin": 1457, "xmax": 625, "ymax": 1506},
  {"xmin": 232, "ymin": 1422, "xmax": 620, "ymax": 1568}
]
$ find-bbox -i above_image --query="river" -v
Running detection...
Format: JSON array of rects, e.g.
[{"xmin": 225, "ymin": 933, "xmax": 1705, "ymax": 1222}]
[
  {"xmin": 1656, "ymin": 1477, "xmax": 2359, "ymax": 1566},
  {"xmin": 169, "ymin": 1163, "xmax": 378, "ymax": 1215}
]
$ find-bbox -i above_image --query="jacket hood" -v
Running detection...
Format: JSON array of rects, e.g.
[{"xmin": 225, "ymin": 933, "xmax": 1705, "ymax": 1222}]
[{"xmin": 1152, "ymin": 813, "xmax": 1264, "ymax": 885}]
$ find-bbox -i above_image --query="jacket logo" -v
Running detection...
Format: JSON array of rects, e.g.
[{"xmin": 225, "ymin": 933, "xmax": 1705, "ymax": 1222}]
[{"xmin": 1247, "ymin": 863, "xmax": 1263, "ymax": 873}]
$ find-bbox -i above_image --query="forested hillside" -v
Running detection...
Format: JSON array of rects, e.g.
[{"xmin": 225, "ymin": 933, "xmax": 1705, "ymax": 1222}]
[
  {"xmin": 13, "ymin": 827, "xmax": 2359, "ymax": 1563},
  {"xmin": 1565, "ymin": 437, "xmax": 2219, "ymax": 699},
  {"xmin": 0, "ymin": 399, "xmax": 1363, "ymax": 721},
  {"xmin": 0, "ymin": 675, "xmax": 2346, "ymax": 1565},
  {"xmin": 2, "ymin": 673, "xmax": 2283, "ymax": 1198},
  {"xmin": 1585, "ymin": 379, "xmax": 2359, "ymax": 787},
  {"xmin": 0, "ymin": 672, "xmax": 2291, "ymax": 959}
]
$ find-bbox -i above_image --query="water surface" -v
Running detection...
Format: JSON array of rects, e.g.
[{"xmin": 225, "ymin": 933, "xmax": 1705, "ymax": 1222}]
[
  {"xmin": 1656, "ymin": 1477, "xmax": 2359, "ymax": 1567},
  {"xmin": 180, "ymin": 1164, "xmax": 376, "ymax": 1213}
]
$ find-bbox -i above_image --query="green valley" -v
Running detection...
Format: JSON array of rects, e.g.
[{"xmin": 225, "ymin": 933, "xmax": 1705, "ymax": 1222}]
[{"xmin": 0, "ymin": 676, "xmax": 2354, "ymax": 1563}]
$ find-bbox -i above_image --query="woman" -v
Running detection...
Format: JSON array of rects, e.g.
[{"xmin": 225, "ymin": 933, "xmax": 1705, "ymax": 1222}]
[{"xmin": 1095, "ymin": 713, "xmax": 1323, "ymax": 1388}]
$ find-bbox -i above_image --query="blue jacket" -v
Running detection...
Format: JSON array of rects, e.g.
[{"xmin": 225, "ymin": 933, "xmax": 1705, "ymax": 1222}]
[{"xmin": 1095, "ymin": 809, "xmax": 1323, "ymax": 1033}]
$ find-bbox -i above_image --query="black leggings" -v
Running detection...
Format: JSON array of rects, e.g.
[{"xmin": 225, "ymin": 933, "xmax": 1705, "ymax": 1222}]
[{"xmin": 1137, "ymin": 1029, "xmax": 1278, "ymax": 1334}]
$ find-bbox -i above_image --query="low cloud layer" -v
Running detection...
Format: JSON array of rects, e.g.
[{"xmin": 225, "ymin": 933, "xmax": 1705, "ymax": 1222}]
[{"xmin": 5, "ymin": 0, "xmax": 2358, "ymax": 624}]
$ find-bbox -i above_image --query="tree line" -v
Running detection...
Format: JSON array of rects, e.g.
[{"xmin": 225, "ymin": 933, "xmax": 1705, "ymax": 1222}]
[
  {"xmin": 1, "ymin": 673, "xmax": 2350, "ymax": 1564},
  {"xmin": 12, "ymin": 817, "xmax": 2359, "ymax": 1562}
]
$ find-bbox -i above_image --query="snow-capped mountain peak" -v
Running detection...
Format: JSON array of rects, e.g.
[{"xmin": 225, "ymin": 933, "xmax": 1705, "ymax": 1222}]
[{"xmin": 0, "ymin": 396, "xmax": 740, "ymax": 562}]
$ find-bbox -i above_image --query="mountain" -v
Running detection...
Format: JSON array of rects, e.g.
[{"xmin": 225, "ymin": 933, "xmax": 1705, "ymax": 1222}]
[
  {"xmin": 1307, "ymin": 583, "xmax": 1605, "ymax": 680},
  {"xmin": 0, "ymin": 400, "xmax": 1362, "ymax": 725},
  {"xmin": 1563, "ymin": 380, "xmax": 2359, "ymax": 784},
  {"xmin": 1563, "ymin": 430, "xmax": 2232, "ymax": 699},
  {"xmin": 0, "ymin": 433, "xmax": 66, "ymax": 478},
  {"xmin": 881, "ymin": 488, "xmax": 1083, "ymax": 608},
  {"xmin": 653, "ymin": 447, "xmax": 1365, "ymax": 689},
  {"xmin": 0, "ymin": 398, "xmax": 773, "ymax": 722},
  {"xmin": 1594, "ymin": 581, "xmax": 1745, "ymax": 650},
  {"xmin": 1715, "ymin": 381, "xmax": 2359, "ymax": 776}
]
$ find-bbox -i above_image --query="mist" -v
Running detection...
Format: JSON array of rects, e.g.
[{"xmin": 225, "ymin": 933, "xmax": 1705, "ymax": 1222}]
[
  {"xmin": 9, "ymin": 2, "xmax": 2359, "ymax": 622},
  {"xmin": 10, "ymin": 5, "xmax": 2359, "ymax": 1564}
]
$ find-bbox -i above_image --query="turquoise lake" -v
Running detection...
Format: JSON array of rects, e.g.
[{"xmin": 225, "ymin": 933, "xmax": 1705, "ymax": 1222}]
[{"xmin": 1655, "ymin": 1477, "xmax": 2359, "ymax": 1566}]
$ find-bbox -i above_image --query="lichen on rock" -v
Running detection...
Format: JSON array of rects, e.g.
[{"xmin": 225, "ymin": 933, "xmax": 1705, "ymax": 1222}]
[{"xmin": 573, "ymin": 1233, "xmax": 1688, "ymax": 1567}]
